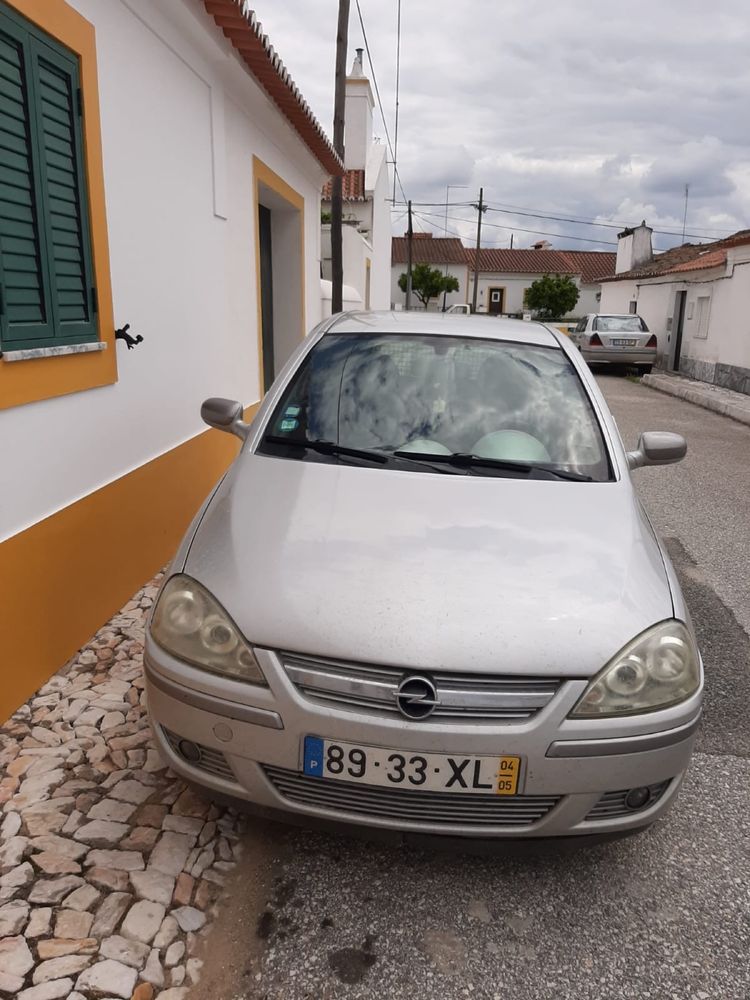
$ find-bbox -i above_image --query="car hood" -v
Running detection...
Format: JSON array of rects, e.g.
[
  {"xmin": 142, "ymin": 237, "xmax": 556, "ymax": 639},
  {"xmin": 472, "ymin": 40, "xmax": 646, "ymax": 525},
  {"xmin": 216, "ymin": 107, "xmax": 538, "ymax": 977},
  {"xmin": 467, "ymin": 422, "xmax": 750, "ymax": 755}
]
[{"xmin": 183, "ymin": 455, "xmax": 673, "ymax": 678}]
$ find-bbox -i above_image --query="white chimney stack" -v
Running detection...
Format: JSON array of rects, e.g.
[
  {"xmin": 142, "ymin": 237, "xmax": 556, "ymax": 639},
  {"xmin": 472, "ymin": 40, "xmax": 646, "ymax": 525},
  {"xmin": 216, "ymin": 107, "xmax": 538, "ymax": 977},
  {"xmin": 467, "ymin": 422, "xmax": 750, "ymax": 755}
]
[
  {"xmin": 344, "ymin": 48, "xmax": 374, "ymax": 171},
  {"xmin": 616, "ymin": 220, "xmax": 653, "ymax": 274}
]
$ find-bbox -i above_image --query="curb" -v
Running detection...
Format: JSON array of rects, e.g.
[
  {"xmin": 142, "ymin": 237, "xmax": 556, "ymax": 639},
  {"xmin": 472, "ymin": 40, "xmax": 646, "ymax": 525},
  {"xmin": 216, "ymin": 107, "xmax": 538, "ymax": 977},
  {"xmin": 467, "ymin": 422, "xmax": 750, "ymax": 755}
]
[{"xmin": 641, "ymin": 374, "xmax": 750, "ymax": 428}]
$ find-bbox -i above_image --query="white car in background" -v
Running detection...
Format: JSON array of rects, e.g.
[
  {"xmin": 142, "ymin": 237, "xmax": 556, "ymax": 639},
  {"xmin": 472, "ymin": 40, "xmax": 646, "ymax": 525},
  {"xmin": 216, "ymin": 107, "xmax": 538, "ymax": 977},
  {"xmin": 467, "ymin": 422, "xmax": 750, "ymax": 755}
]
[
  {"xmin": 445, "ymin": 303, "xmax": 471, "ymax": 315},
  {"xmin": 572, "ymin": 314, "xmax": 657, "ymax": 374}
]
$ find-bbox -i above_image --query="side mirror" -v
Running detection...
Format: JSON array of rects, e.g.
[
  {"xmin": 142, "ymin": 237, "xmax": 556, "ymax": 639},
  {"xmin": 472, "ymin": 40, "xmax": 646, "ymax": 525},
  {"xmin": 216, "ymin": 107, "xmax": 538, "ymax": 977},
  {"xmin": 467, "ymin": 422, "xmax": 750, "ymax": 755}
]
[
  {"xmin": 200, "ymin": 397, "xmax": 250, "ymax": 440},
  {"xmin": 627, "ymin": 431, "xmax": 686, "ymax": 470}
]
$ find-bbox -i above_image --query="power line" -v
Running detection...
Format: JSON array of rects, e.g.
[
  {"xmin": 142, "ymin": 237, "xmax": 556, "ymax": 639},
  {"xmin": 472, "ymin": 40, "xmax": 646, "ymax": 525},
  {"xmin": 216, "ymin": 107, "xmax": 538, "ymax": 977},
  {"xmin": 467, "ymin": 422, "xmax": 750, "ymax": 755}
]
[
  {"xmin": 353, "ymin": 0, "xmax": 407, "ymax": 204},
  {"xmin": 392, "ymin": 198, "xmax": 731, "ymax": 241},
  {"xmin": 415, "ymin": 209, "xmax": 620, "ymax": 247},
  {"xmin": 392, "ymin": 0, "xmax": 402, "ymax": 206}
]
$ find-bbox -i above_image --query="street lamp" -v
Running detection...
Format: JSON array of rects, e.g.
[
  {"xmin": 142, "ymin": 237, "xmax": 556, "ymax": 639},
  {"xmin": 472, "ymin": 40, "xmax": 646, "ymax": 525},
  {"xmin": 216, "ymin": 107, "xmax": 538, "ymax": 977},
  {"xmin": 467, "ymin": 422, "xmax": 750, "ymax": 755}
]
[{"xmin": 442, "ymin": 183, "xmax": 468, "ymax": 311}]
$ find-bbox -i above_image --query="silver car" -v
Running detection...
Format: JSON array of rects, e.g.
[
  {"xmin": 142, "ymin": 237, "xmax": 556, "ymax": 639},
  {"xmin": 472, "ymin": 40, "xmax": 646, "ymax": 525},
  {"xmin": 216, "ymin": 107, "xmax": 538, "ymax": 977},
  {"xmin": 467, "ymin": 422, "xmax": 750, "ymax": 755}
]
[
  {"xmin": 572, "ymin": 313, "xmax": 657, "ymax": 373},
  {"xmin": 145, "ymin": 312, "xmax": 702, "ymax": 845}
]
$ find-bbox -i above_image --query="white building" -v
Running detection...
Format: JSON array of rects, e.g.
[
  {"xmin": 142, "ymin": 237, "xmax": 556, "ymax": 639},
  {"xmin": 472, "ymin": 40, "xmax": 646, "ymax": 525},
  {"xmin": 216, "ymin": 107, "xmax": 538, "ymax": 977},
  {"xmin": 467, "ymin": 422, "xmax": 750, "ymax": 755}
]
[
  {"xmin": 600, "ymin": 223, "xmax": 750, "ymax": 387},
  {"xmin": 390, "ymin": 234, "xmax": 470, "ymax": 310},
  {"xmin": 321, "ymin": 49, "xmax": 391, "ymax": 312},
  {"xmin": 390, "ymin": 238, "xmax": 615, "ymax": 316},
  {"xmin": 468, "ymin": 247, "xmax": 616, "ymax": 317},
  {"xmin": 0, "ymin": 0, "xmax": 342, "ymax": 718}
]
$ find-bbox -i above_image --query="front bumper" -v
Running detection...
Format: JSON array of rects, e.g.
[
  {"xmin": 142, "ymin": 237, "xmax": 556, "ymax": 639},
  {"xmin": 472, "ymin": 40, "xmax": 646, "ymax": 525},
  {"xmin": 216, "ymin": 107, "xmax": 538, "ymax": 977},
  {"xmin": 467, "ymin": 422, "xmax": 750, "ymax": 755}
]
[
  {"xmin": 582, "ymin": 348, "xmax": 656, "ymax": 366},
  {"xmin": 144, "ymin": 640, "xmax": 702, "ymax": 841}
]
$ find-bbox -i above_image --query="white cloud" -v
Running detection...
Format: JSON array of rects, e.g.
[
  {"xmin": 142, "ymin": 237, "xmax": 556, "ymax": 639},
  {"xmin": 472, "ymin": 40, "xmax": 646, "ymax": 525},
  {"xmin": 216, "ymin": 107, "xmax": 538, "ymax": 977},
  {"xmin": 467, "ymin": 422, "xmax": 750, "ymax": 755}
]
[{"xmin": 254, "ymin": 0, "xmax": 750, "ymax": 249}]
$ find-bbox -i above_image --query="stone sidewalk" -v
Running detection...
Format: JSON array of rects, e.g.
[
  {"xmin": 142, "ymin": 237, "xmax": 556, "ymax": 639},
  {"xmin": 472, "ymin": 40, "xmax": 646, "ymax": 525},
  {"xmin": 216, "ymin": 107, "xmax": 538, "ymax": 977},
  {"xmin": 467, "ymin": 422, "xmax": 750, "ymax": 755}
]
[
  {"xmin": 643, "ymin": 371, "xmax": 750, "ymax": 426},
  {"xmin": 0, "ymin": 574, "xmax": 245, "ymax": 1000}
]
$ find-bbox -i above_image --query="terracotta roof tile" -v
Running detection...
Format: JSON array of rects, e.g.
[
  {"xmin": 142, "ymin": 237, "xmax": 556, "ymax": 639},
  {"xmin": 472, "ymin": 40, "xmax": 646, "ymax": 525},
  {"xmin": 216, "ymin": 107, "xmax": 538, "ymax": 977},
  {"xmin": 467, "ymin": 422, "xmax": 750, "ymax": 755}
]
[
  {"xmin": 392, "ymin": 236, "xmax": 467, "ymax": 266},
  {"xmin": 603, "ymin": 229, "xmax": 750, "ymax": 282},
  {"xmin": 322, "ymin": 169, "xmax": 366, "ymax": 201},
  {"xmin": 558, "ymin": 250, "xmax": 617, "ymax": 284},
  {"xmin": 203, "ymin": 1, "xmax": 342, "ymax": 176},
  {"xmin": 467, "ymin": 248, "xmax": 578, "ymax": 274}
]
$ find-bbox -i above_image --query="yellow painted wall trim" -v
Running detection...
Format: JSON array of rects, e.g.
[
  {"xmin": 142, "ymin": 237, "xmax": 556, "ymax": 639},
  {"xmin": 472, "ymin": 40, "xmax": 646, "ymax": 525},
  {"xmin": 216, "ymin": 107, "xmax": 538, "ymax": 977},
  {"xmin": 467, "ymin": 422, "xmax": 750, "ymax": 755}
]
[
  {"xmin": 0, "ymin": 0, "xmax": 117, "ymax": 410},
  {"xmin": 252, "ymin": 155, "xmax": 306, "ymax": 392},
  {"xmin": 0, "ymin": 404, "xmax": 257, "ymax": 721}
]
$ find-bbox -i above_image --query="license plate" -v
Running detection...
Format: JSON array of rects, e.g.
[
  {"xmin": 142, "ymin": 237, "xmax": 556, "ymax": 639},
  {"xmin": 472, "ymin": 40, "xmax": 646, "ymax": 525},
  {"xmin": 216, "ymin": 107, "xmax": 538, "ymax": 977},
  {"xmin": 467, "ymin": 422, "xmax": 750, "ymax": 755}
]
[
  {"xmin": 612, "ymin": 338, "xmax": 637, "ymax": 346},
  {"xmin": 302, "ymin": 736, "xmax": 521, "ymax": 795}
]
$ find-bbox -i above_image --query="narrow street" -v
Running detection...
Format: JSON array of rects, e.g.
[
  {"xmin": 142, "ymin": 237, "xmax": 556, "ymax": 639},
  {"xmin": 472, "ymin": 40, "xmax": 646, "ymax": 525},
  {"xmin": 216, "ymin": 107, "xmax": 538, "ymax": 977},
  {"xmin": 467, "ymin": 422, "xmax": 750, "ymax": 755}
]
[{"xmin": 198, "ymin": 376, "xmax": 750, "ymax": 1000}]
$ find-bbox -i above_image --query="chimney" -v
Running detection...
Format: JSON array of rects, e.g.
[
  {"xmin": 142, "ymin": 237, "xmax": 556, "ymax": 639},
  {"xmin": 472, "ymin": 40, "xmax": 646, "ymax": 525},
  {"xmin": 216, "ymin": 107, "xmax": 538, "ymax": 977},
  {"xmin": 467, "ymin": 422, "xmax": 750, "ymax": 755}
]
[
  {"xmin": 616, "ymin": 220, "xmax": 653, "ymax": 274},
  {"xmin": 344, "ymin": 49, "xmax": 374, "ymax": 171},
  {"xmin": 532, "ymin": 239, "xmax": 552, "ymax": 251}
]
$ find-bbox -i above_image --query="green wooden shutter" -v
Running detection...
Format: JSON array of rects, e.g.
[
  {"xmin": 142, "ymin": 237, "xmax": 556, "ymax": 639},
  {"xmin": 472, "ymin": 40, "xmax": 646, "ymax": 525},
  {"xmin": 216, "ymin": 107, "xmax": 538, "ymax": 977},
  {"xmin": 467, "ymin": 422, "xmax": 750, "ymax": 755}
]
[
  {"xmin": 0, "ymin": 9, "xmax": 55, "ymax": 347},
  {"xmin": 30, "ymin": 36, "xmax": 96, "ymax": 345},
  {"xmin": 0, "ymin": 3, "xmax": 97, "ymax": 352}
]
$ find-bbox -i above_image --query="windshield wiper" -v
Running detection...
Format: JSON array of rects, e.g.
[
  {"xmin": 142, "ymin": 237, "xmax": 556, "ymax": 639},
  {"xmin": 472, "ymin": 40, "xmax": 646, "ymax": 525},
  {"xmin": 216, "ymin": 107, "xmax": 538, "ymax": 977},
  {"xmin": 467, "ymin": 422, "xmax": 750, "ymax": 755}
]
[
  {"xmin": 264, "ymin": 435, "xmax": 389, "ymax": 464},
  {"xmin": 392, "ymin": 450, "xmax": 593, "ymax": 482}
]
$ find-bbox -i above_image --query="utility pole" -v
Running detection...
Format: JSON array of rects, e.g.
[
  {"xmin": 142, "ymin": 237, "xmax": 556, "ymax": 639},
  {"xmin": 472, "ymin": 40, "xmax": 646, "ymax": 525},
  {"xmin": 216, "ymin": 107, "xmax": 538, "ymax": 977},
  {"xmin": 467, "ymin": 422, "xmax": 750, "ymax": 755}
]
[
  {"xmin": 331, "ymin": 0, "xmax": 350, "ymax": 314},
  {"xmin": 681, "ymin": 183, "xmax": 689, "ymax": 243},
  {"xmin": 442, "ymin": 183, "xmax": 467, "ymax": 310},
  {"xmin": 405, "ymin": 200, "xmax": 413, "ymax": 310},
  {"xmin": 471, "ymin": 187, "xmax": 486, "ymax": 314}
]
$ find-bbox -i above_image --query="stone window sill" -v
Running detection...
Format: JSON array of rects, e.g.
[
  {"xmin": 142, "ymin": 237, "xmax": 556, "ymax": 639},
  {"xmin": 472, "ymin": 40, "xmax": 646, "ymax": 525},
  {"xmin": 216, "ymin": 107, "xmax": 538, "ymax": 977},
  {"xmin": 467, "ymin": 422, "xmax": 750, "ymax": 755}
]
[{"xmin": 1, "ymin": 341, "xmax": 107, "ymax": 363}]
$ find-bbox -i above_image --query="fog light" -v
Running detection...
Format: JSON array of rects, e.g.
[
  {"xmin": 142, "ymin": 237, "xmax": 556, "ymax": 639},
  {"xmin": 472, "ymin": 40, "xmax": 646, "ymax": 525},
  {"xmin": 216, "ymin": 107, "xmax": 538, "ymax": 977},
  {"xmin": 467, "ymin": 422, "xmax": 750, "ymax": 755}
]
[
  {"xmin": 625, "ymin": 786, "xmax": 651, "ymax": 810},
  {"xmin": 178, "ymin": 739, "xmax": 201, "ymax": 764}
]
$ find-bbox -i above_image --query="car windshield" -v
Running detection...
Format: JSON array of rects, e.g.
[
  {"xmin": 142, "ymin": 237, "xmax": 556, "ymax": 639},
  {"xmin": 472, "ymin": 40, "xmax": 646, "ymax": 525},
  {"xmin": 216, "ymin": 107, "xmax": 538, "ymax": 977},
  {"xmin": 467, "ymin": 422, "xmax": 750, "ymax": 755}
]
[
  {"xmin": 594, "ymin": 316, "xmax": 647, "ymax": 332},
  {"xmin": 259, "ymin": 333, "xmax": 612, "ymax": 481}
]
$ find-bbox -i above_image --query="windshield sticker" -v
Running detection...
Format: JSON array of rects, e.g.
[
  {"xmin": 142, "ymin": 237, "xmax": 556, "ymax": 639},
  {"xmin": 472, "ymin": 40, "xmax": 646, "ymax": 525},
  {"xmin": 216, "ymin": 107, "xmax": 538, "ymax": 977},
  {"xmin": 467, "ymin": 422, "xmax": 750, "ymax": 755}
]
[{"xmin": 280, "ymin": 418, "xmax": 299, "ymax": 433}]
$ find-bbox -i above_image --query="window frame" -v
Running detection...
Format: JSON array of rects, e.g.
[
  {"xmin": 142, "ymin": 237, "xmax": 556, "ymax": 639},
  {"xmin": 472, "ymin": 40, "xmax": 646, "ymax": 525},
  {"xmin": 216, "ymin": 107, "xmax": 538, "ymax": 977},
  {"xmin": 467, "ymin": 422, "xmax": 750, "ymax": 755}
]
[
  {"xmin": 0, "ymin": 1, "xmax": 97, "ymax": 352},
  {"xmin": 0, "ymin": 0, "xmax": 115, "ymax": 410}
]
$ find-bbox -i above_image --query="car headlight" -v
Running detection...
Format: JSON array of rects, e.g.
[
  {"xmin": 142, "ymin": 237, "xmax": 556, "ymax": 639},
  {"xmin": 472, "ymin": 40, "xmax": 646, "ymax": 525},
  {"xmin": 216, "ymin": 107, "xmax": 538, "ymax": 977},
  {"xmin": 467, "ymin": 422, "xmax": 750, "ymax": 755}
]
[
  {"xmin": 570, "ymin": 620, "xmax": 700, "ymax": 718},
  {"xmin": 150, "ymin": 575, "xmax": 266, "ymax": 685}
]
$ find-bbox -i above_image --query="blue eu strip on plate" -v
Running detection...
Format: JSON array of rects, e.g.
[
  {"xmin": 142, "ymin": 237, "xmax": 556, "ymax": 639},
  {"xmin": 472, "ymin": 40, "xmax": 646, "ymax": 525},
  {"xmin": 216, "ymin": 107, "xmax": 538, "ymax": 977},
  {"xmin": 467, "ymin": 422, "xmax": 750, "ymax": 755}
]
[{"xmin": 303, "ymin": 735, "xmax": 324, "ymax": 777}]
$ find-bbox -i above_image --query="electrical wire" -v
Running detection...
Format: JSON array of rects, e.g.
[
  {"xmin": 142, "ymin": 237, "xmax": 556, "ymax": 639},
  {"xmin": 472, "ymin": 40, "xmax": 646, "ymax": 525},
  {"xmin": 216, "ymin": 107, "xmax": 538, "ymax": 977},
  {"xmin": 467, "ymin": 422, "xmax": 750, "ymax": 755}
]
[
  {"xmin": 415, "ymin": 209, "xmax": 620, "ymax": 247},
  {"xmin": 392, "ymin": 0, "xmax": 401, "ymax": 206},
  {"xmin": 354, "ymin": 0, "xmax": 407, "ymax": 205},
  {"xmin": 393, "ymin": 198, "xmax": 725, "ymax": 242}
]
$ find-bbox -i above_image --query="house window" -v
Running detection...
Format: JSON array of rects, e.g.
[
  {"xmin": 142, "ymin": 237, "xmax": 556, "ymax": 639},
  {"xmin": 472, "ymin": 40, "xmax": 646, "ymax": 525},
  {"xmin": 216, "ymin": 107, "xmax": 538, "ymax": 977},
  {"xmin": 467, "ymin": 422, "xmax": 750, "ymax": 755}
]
[
  {"xmin": 628, "ymin": 300, "xmax": 637, "ymax": 314},
  {"xmin": 0, "ymin": 1, "xmax": 97, "ymax": 353},
  {"xmin": 695, "ymin": 296, "xmax": 710, "ymax": 340}
]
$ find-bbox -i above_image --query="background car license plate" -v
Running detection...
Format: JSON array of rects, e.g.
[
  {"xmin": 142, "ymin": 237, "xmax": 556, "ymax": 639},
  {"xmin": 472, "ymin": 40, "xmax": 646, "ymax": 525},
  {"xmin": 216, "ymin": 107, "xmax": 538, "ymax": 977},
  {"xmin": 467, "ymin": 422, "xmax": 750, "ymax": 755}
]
[
  {"xmin": 612, "ymin": 338, "xmax": 637, "ymax": 346},
  {"xmin": 303, "ymin": 736, "xmax": 520, "ymax": 795}
]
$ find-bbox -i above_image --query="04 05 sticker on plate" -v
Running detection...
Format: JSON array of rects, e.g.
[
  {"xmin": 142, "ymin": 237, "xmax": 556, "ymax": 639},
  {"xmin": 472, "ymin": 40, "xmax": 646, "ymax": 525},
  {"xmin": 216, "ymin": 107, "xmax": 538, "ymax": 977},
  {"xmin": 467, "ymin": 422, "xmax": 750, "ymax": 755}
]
[{"xmin": 302, "ymin": 736, "xmax": 521, "ymax": 795}]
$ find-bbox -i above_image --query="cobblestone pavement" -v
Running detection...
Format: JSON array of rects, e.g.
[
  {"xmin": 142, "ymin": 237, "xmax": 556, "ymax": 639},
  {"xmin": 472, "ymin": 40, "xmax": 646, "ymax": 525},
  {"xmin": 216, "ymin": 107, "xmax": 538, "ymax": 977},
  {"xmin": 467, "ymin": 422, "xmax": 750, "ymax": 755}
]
[{"xmin": 0, "ymin": 574, "xmax": 245, "ymax": 1000}]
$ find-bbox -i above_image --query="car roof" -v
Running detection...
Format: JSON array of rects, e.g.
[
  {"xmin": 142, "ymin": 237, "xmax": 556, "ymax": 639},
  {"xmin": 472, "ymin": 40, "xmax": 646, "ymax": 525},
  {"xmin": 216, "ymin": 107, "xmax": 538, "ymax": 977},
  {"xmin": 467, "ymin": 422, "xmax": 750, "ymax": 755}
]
[{"xmin": 328, "ymin": 310, "xmax": 561, "ymax": 347}]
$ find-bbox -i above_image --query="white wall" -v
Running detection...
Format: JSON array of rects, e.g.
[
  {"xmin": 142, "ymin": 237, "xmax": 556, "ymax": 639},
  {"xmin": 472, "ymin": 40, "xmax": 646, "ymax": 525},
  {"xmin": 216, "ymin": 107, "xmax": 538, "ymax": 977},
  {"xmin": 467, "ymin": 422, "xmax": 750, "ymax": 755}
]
[
  {"xmin": 468, "ymin": 273, "xmax": 585, "ymax": 317},
  {"xmin": 390, "ymin": 263, "xmax": 469, "ymax": 310},
  {"xmin": 0, "ymin": 0, "xmax": 327, "ymax": 541},
  {"xmin": 366, "ymin": 144, "xmax": 391, "ymax": 310}
]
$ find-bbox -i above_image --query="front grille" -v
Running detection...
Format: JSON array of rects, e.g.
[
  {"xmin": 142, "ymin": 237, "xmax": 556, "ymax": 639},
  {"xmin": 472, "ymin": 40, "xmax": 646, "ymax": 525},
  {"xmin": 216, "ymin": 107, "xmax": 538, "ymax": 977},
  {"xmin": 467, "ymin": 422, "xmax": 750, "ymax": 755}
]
[
  {"xmin": 282, "ymin": 652, "xmax": 561, "ymax": 722},
  {"xmin": 162, "ymin": 727, "xmax": 236, "ymax": 782},
  {"xmin": 585, "ymin": 781, "xmax": 669, "ymax": 821},
  {"xmin": 263, "ymin": 766, "xmax": 561, "ymax": 827}
]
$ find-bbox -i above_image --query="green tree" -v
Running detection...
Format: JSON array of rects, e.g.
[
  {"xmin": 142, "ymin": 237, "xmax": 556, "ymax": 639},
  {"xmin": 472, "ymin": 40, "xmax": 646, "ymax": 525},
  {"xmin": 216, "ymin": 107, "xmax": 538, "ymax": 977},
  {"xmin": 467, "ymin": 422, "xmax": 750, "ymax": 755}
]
[
  {"xmin": 523, "ymin": 274, "xmax": 579, "ymax": 320},
  {"xmin": 398, "ymin": 264, "xmax": 460, "ymax": 308}
]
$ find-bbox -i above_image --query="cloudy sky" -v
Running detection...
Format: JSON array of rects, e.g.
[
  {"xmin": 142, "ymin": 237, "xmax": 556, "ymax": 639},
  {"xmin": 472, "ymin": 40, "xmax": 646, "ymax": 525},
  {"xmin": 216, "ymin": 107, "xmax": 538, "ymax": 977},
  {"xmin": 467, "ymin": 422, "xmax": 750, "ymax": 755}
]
[{"xmin": 256, "ymin": 1, "xmax": 750, "ymax": 251}]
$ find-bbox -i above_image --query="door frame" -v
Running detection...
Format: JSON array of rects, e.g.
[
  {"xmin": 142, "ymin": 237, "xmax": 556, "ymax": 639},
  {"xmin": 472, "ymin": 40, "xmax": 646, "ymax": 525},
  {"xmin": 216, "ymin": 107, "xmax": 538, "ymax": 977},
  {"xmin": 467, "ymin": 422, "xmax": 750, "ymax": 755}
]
[
  {"xmin": 670, "ymin": 289, "xmax": 687, "ymax": 371},
  {"xmin": 253, "ymin": 156, "xmax": 306, "ymax": 395},
  {"xmin": 487, "ymin": 286, "xmax": 505, "ymax": 315}
]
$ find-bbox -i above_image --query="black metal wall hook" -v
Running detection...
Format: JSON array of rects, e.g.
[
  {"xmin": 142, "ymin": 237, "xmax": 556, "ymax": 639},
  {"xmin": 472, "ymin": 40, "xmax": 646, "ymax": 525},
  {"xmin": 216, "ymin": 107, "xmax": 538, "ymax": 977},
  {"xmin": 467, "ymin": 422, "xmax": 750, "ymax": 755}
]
[{"xmin": 115, "ymin": 323, "xmax": 143, "ymax": 350}]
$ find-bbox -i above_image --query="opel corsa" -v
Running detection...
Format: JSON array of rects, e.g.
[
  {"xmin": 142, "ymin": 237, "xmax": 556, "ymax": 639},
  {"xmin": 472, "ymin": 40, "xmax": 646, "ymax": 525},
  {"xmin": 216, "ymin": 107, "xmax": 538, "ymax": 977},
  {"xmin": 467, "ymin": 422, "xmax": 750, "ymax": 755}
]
[{"xmin": 145, "ymin": 312, "xmax": 702, "ymax": 844}]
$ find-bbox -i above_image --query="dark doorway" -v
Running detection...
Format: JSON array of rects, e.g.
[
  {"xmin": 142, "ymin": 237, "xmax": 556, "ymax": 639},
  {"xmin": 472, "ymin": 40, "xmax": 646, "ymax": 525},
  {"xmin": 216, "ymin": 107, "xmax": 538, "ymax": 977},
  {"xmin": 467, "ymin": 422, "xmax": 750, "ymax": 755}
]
[
  {"xmin": 258, "ymin": 204, "xmax": 274, "ymax": 393},
  {"xmin": 671, "ymin": 290, "xmax": 687, "ymax": 372},
  {"xmin": 488, "ymin": 287, "xmax": 505, "ymax": 315}
]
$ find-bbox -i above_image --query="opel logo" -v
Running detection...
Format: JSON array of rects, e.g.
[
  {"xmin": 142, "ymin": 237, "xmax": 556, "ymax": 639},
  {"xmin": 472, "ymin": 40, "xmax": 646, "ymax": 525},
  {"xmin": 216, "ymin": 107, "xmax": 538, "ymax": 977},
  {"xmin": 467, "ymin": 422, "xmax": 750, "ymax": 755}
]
[{"xmin": 395, "ymin": 675, "xmax": 439, "ymax": 720}]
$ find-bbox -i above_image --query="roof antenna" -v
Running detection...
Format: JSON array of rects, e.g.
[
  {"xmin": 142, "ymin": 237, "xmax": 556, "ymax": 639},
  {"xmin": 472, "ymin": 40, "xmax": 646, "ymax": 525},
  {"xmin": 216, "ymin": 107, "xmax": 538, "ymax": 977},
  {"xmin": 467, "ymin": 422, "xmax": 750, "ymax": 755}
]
[{"xmin": 681, "ymin": 184, "xmax": 689, "ymax": 243}]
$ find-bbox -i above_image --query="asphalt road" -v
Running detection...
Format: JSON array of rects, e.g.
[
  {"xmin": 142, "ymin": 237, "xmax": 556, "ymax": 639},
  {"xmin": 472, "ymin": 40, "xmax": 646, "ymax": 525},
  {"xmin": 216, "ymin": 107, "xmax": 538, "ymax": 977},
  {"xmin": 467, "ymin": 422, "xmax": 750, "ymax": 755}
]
[{"xmin": 199, "ymin": 374, "xmax": 750, "ymax": 1000}]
